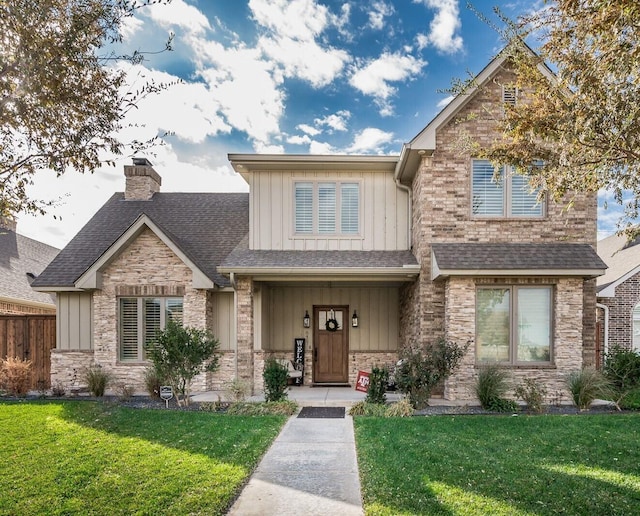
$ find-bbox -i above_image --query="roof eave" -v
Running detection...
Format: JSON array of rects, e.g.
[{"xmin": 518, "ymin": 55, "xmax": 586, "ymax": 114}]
[
  {"xmin": 432, "ymin": 268, "xmax": 607, "ymax": 281},
  {"xmin": 218, "ymin": 265, "xmax": 420, "ymax": 282}
]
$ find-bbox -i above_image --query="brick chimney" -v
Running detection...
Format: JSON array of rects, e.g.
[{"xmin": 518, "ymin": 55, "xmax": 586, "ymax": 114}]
[
  {"xmin": 0, "ymin": 215, "xmax": 17, "ymax": 232},
  {"xmin": 124, "ymin": 158, "xmax": 162, "ymax": 200}
]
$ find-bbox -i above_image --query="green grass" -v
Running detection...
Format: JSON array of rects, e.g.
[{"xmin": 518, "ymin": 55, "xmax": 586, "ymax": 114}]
[
  {"xmin": 354, "ymin": 414, "xmax": 640, "ymax": 515},
  {"xmin": 0, "ymin": 401, "xmax": 286, "ymax": 515}
]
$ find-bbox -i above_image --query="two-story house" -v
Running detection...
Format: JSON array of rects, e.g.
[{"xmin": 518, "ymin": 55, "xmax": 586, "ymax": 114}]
[{"xmin": 32, "ymin": 47, "xmax": 606, "ymax": 400}]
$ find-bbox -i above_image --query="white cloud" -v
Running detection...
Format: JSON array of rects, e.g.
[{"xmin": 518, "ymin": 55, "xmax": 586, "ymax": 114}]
[
  {"xmin": 249, "ymin": 0, "xmax": 329, "ymax": 41},
  {"xmin": 349, "ymin": 52, "xmax": 426, "ymax": 115},
  {"xmin": 309, "ymin": 141, "xmax": 336, "ymax": 154},
  {"xmin": 297, "ymin": 124, "xmax": 321, "ymax": 136},
  {"xmin": 315, "ymin": 111, "xmax": 351, "ymax": 132},
  {"xmin": 347, "ymin": 128, "xmax": 394, "ymax": 153},
  {"xmin": 367, "ymin": 1, "xmax": 394, "ymax": 30},
  {"xmin": 287, "ymin": 134, "xmax": 312, "ymax": 145},
  {"xmin": 415, "ymin": 0, "xmax": 463, "ymax": 54},
  {"xmin": 436, "ymin": 95, "xmax": 455, "ymax": 109},
  {"xmin": 119, "ymin": 15, "xmax": 143, "ymax": 40},
  {"xmin": 145, "ymin": 0, "xmax": 211, "ymax": 34}
]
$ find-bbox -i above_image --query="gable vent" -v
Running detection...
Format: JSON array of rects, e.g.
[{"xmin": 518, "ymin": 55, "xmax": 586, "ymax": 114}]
[{"xmin": 502, "ymin": 85, "xmax": 517, "ymax": 106}]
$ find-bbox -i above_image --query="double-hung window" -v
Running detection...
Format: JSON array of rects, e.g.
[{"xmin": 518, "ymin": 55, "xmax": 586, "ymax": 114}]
[
  {"xmin": 119, "ymin": 297, "xmax": 183, "ymax": 361},
  {"xmin": 294, "ymin": 181, "xmax": 360, "ymax": 235},
  {"xmin": 476, "ymin": 286, "xmax": 553, "ymax": 364},
  {"xmin": 472, "ymin": 160, "xmax": 543, "ymax": 218}
]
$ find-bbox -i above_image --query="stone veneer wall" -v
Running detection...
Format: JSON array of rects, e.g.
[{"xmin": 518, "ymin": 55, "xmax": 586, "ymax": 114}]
[
  {"xmin": 235, "ymin": 276, "xmax": 255, "ymax": 392},
  {"xmin": 50, "ymin": 350, "xmax": 94, "ymax": 391},
  {"xmin": 444, "ymin": 277, "xmax": 584, "ymax": 402},
  {"xmin": 597, "ymin": 270, "xmax": 640, "ymax": 350},
  {"xmin": 403, "ymin": 64, "xmax": 598, "ymax": 394}
]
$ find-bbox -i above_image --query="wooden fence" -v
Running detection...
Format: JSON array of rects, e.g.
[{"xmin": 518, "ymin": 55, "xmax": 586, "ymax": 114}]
[{"xmin": 0, "ymin": 315, "xmax": 56, "ymax": 390}]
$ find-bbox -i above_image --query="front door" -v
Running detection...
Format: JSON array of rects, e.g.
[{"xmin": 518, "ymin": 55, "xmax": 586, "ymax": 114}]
[{"xmin": 313, "ymin": 306, "xmax": 349, "ymax": 383}]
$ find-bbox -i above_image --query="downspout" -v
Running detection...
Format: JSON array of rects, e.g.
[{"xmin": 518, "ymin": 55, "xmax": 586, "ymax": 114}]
[
  {"xmin": 596, "ymin": 302, "xmax": 609, "ymax": 358},
  {"xmin": 230, "ymin": 272, "xmax": 238, "ymax": 379}
]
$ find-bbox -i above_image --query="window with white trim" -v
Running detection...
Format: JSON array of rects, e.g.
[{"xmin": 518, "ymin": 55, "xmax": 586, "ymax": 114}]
[
  {"xmin": 119, "ymin": 297, "xmax": 183, "ymax": 361},
  {"xmin": 294, "ymin": 181, "xmax": 360, "ymax": 235},
  {"xmin": 472, "ymin": 160, "xmax": 544, "ymax": 218},
  {"xmin": 476, "ymin": 286, "xmax": 553, "ymax": 364},
  {"xmin": 633, "ymin": 303, "xmax": 640, "ymax": 352}
]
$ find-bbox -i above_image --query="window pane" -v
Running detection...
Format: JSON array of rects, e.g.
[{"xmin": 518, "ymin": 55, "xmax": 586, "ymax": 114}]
[
  {"xmin": 318, "ymin": 183, "xmax": 336, "ymax": 233},
  {"xmin": 633, "ymin": 304, "xmax": 640, "ymax": 352},
  {"xmin": 472, "ymin": 161, "xmax": 504, "ymax": 216},
  {"xmin": 119, "ymin": 298, "xmax": 139, "ymax": 361},
  {"xmin": 143, "ymin": 299, "xmax": 161, "ymax": 353},
  {"xmin": 477, "ymin": 289, "xmax": 510, "ymax": 362},
  {"xmin": 341, "ymin": 183, "xmax": 359, "ymax": 234},
  {"xmin": 166, "ymin": 298, "xmax": 183, "ymax": 323},
  {"xmin": 295, "ymin": 182, "xmax": 313, "ymax": 233},
  {"xmin": 511, "ymin": 174, "xmax": 543, "ymax": 217},
  {"xmin": 517, "ymin": 288, "xmax": 551, "ymax": 361}
]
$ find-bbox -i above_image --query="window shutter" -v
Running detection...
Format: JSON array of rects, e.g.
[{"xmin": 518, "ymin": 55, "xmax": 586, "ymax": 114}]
[
  {"xmin": 472, "ymin": 160, "xmax": 504, "ymax": 216},
  {"xmin": 294, "ymin": 182, "xmax": 313, "ymax": 233},
  {"xmin": 143, "ymin": 299, "xmax": 161, "ymax": 354},
  {"xmin": 119, "ymin": 298, "xmax": 139, "ymax": 361},
  {"xmin": 340, "ymin": 183, "xmax": 359, "ymax": 234},
  {"xmin": 510, "ymin": 174, "xmax": 543, "ymax": 216},
  {"xmin": 166, "ymin": 298, "xmax": 184, "ymax": 323},
  {"xmin": 318, "ymin": 183, "xmax": 336, "ymax": 233}
]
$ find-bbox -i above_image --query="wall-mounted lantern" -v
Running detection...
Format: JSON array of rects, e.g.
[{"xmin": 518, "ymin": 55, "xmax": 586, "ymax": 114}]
[
  {"xmin": 303, "ymin": 310, "xmax": 310, "ymax": 328},
  {"xmin": 352, "ymin": 310, "xmax": 359, "ymax": 328}
]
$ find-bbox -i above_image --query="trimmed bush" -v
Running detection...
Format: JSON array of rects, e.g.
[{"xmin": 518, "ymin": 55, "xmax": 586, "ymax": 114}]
[
  {"xmin": 565, "ymin": 368, "xmax": 611, "ymax": 410},
  {"xmin": 365, "ymin": 365, "xmax": 389, "ymax": 404},
  {"xmin": 0, "ymin": 357, "xmax": 32, "ymax": 396},
  {"xmin": 263, "ymin": 357, "xmax": 288, "ymax": 402},
  {"xmin": 475, "ymin": 365, "xmax": 518, "ymax": 412}
]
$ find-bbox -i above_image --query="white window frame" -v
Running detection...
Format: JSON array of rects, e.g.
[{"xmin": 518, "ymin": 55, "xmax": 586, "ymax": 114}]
[
  {"xmin": 471, "ymin": 159, "xmax": 545, "ymax": 218},
  {"xmin": 633, "ymin": 303, "xmax": 640, "ymax": 352},
  {"xmin": 476, "ymin": 285, "xmax": 554, "ymax": 365},
  {"xmin": 118, "ymin": 297, "xmax": 183, "ymax": 362},
  {"xmin": 293, "ymin": 180, "xmax": 361, "ymax": 236}
]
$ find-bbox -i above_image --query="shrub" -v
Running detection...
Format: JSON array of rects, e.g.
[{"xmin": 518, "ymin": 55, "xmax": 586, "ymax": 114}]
[
  {"xmin": 263, "ymin": 357, "xmax": 288, "ymax": 402},
  {"xmin": 146, "ymin": 320, "xmax": 220, "ymax": 407},
  {"xmin": 475, "ymin": 365, "xmax": 518, "ymax": 412},
  {"xmin": 0, "ymin": 357, "xmax": 32, "ymax": 396},
  {"xmin": 514, "ymin": 378, "xmax": 548, "ymax": 414},
  {"xmin": 395, "ymin": 338, "xmax": 469, "ymax": 409},
  {"xmin": 223, "ymin": 378, "xmax": 249, "ymax": 402},
  {"xmin": 565, "ymin": 368, "xmax": 612, "ymax": 410},
  {"xmin": 225, "ymin": 401, "xmax": 298, "ymax": 416},
  {"xmin": 603, "ymin": 347, "xmax": 640, "ymax": 409},
  {"xmin": 116, "ymin": 383, "xmax": 135, "ymax": 402},
  {"xmin": 84, "ymin": 364, "xmax": 111, "ymax": 397},
  {"xmin": 348, "ymin": 401, "xmax": 388, "ymax": 416},
  {"xmin": 365, "ymin": 365, "xmax": 389, "ymax": 404},
  {"xmin": 385, "ymin": 398, "xmax": 414, "ymax": 417},
  {"xmin": 51, "ymin": 381, "xmax": 66, "ymax": 397},
  {"xmin": 143, "ymin": 366, "xmax": 166, "ymax": 399},
  {"xmin": 618, "ymin": 387, "xmax": 640, "ymax": 410}
]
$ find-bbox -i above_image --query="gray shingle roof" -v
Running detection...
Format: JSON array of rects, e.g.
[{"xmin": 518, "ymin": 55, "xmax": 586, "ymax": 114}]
[
  {"xmin": 596, "ymin": 232, "xmax": 640, "ymax": 292},
  {"xmin": 32, "ymin": 192, "xmax": 249, "ymax": 289},
  {"xmin": 432, "ymin": 243, "xmax": 607, "ymax": 271},
  {"xmin": 0, "ymin": 228, "xmax": 59, "ymax": 306}
]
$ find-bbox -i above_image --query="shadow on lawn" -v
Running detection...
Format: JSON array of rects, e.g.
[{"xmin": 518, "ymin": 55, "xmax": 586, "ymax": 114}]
[{"xmin": 357, "ymin": 414, "xmax": 640, "ymax": 515}]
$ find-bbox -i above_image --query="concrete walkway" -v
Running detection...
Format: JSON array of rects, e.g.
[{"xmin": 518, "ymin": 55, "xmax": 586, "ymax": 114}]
[{"xmin": 227, "ymin": 412, "xmax": 364, "ymax": 516}]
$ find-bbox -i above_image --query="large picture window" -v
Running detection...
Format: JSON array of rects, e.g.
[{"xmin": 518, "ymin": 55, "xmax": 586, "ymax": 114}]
[
  {"xmin": 119, "ymin": 297, "xmax": 183, "ymax": 361},
  {"xmin": 476, "ymin": 286, "xmax": 552, "ymax": 364},
  {"xmin": 294, "ymin": 181, "xmax": 360, "ymax": 235},
  {"xmin": 472, "ymin": 160, "xmax": 544, "ymax": 218}
]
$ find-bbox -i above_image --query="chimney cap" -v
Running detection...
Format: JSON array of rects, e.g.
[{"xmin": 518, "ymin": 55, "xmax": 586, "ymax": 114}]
[{"xmin": 132, "ymin": 157, "xmax": 153, "ymax": 167}]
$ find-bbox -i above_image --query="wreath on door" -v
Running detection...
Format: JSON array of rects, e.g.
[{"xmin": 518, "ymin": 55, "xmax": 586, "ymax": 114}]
[{"xmin": 325, "ymin": 318, "xmax": 340, "ymax": 332}]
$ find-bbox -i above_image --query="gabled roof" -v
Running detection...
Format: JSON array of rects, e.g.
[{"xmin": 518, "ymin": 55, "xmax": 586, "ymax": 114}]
[
  {"xmin": 31, "ymin": 192, "xmax": 249, "ymax": 291},
  {"xmin": 431, "ymin": 243, "xmax": 606, "ymax": 280},
  {"xmin": 0, "ymin": 226, "xmax": 59, "ymax": 308},
  {"xmin": 597, "ymin": 232, "xmax": 640, "ymax": 297},
  {"xmin": 219, "ymin": 236, "xmax": 419, "ymax": 281},
  {"xmin": 395, "ymin": 40, "xmax": 556, "ymax": 183}
]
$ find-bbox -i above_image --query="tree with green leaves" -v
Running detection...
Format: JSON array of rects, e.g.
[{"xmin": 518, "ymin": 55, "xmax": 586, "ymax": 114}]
[
  {"xmin": 473, "ymin": 1, "xmax": 640, "ymax": 235},
  {"xmin": 0, "ymin": 0, "xmax": 173, "ymax": 218},
  {"xmin": 146, "ymin": 319, "xmax": 220, "ymax": 406}
]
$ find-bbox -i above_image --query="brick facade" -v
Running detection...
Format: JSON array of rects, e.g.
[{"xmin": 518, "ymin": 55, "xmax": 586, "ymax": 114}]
[
  {"xmin": 597, "ymin": 271, "xmax": 640, "ymax": 350},
  {"xmin": 0, "ymin": 301, "xmax": 55, "ymax": 315}
]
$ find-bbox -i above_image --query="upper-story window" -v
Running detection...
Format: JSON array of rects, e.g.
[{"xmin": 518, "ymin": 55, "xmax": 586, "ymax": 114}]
[
  {"xmin": 472, "ymin": 159, "xmax": 544, "ymax": 218},
  {"xmin": 295, "ymin": 182, "xmax": 360, "ymax": 235}
]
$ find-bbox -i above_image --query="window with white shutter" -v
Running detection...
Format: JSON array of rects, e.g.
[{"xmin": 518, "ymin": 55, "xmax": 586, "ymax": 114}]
[
  {"xmin": 318, "ymin": 183, "xmax": 336, "ymax": 233},
  {"xmin": 294, "ymin": 181, "xmax": 360, "ymax": 235},
  {"xmin": 340, "ymin": 183, "xmax": 359, "ymax": 234},
  {"xmin": 294, "ymin": 182, "xmax": 313, "ymax": 233}
]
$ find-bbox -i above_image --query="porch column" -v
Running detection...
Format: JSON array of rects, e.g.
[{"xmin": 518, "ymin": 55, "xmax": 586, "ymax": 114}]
[{"xmin": 235, "ymin": 276, "xmax": 255, "ymax": 392}]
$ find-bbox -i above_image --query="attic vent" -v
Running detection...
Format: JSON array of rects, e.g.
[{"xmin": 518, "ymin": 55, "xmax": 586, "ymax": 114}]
[{"xmin": 502, "ymin": 85, "xmax": 517, "ymax": 106}]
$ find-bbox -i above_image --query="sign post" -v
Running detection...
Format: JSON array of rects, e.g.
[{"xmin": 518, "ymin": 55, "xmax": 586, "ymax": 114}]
[
  {"xmin": 355, "ymin": 371, "xmax": 370, "ymax": 393},
  {"xmin": 160, "ymin": 385, "xmax": 173, "ymax": 408}
]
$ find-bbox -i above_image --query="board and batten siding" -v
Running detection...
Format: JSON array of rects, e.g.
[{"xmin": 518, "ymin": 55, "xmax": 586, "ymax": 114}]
[
  {"xmin": 249, "ymin": 170, "xmax": 409, "ymax": 250},
  {"xmin": 56, "ymin": 292, "xmax": 93, "ymax": 350},
  {"xmin": 258, "ymin": 286, "xmax": 399, "ymax": 352},
  {"xmin": 212, "ymin": 291, "xmax": 234, "ymax": 351}
]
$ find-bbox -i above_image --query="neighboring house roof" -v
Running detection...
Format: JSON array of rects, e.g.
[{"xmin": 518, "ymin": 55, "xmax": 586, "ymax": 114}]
[
  {"xmin": 596, "ymin": 232, "xmax": 640, "ymax": 297},
  {"xmin": 431, "ymin": 243, "xmax": 606, "ymax": 280},
  {"xmin": 31, "ymin": 192, "xmax": 249, "ymax": 290},
  {"xmin": 0, "ymin": 225, "xmax": 59, "ymax": 309},
  {"xmin": 219, "ymin": 236, "xmax": 419, "ymax": 280}
]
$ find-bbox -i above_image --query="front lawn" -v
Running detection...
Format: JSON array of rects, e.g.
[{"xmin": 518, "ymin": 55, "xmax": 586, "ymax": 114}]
[
  {"xmin": 0, "ymin": 401, "xmax": 286, "ymax": 515},
  {"xmin": 355, "ymin": 414, "xmax": 640, "ymax": 515}
]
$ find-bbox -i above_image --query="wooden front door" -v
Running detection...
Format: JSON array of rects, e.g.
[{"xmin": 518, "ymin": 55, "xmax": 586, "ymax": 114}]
[{"xmin": 313, "ymin": 306, "xmax": 349, "ymax": 383}]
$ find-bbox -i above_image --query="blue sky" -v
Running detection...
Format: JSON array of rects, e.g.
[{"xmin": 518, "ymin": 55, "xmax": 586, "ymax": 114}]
[{"xmin": 19, "ymin": 0, "xmax": 619, "ymax": 248}]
